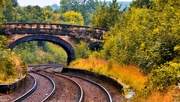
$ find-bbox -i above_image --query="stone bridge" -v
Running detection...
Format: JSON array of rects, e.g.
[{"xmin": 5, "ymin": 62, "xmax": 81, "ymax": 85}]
[{"xmin": 0, "ymin": 22, "xmax": 108, "ymax": 64}]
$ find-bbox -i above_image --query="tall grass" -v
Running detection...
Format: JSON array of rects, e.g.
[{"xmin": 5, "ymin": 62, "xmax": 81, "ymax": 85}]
[
  {"xmin": 69, "ymin": 58, "xmax": 180, "ymax": 101},
  {"xmin": 134, "ymin": 87, "xmax": 180, "ymax": 102},
  {"xmin": 69, "ymin": 57, "xmax": 147, "ymax": 91}
]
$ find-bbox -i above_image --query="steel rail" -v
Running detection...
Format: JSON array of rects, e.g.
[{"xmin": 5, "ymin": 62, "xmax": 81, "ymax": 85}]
[
  {"xmin": 53, "ymin": 67, "xmax": 113, "ymax": 102},
  {"xmin": 43, "ymin": 66, "xmax": 84, "ymax": 102},
  {"xmin": 13, "ymin": 73, "xmax": 38, "ymax": 102},
  {"xmin": 30, "ymin": 66, "xmax": 56, "ymax": 102}
]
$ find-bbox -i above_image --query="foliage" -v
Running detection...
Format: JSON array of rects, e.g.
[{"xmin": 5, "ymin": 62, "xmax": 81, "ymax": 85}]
[
  {"xmin": 42, "ymin": 42, "xmax": 67, "ymax": 64},
  {"xmin": 0, "ymin": 0, "xmax": 5, "ymax": 27},
  {"xmin": 74, "ymin": 41, "xmax": 90, "ymax": 59},
  {"xmin": 60, "ymin": 0, "xmax": 99, "ymax": 25},
  {"xmin": 43, "ymin": 6, "xmax": 56, "ymax": 23},
  {"xmin": 16, "ymin": 5, "xmax": 45, "ymax": 22},
  {"xmin": 2, "ymin": 0, "xmax": 17, "ymax": 22},
  {"xmin": 99, "ymin": 0, "xmax": 180, "ymax": 74},
  {"xmin": 0, "ymin": 0, "xmax": 5, "ymax": 8},
  {"xmin": 91, "ymin": 0, "xmax": 122, "ymax": 29},
  {"xmin": 0, "ymin": 36, "xmax": 27, "ymax": 84},
  {"xmin": 131, "ymin": 0, "xmax": 152, "ymax": 9},
  {"xmin": 88, "ymin": 0, "xmax": 180, "ymax": 100},
  {"xmin": 133, "ymin": 87, "xmax": 180, "ymax": 102},
  {"xmin": 69, "ymin": 57, "xmax": 147, "ymax": 91},
  {"xmin": 146, "ymin": 62, "xmax": 180, "ymax": 91},
  {"xmin": 13, "ymin": 41, "xmax": 67, "ymax": 65},
  {"xmin": 61, "ymin": 11, "xmax": 84, "ymax": 25},
  {"xmin": 10, "ymin": 0, "xmax": 18, "ymax": 7},
  {"xmin": 15, "ymin": 5, "xmax": 86, "ymax": 25}
]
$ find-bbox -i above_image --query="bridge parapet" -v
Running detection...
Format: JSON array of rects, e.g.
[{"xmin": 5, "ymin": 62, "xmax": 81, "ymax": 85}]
[{"xmin": 0, "ymin": 23, "xmax": 108, "ymax": 42}]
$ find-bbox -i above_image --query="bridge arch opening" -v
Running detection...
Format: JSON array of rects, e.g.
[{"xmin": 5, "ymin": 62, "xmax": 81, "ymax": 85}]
[{"xmin": 9, "ymin": 35, "xmax": 74, "ymax": 65}]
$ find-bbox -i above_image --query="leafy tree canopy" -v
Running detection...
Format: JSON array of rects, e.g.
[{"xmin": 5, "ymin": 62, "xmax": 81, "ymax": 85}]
[
  {"xmin": 91, "ymin": 0, "xmax": 122, "ymax": 29},
  {"xmin": 60, "ymin": 0, "xmax": 99, "ymax": 25},
  {"xmin": 62, "ymin": 10, "xmax": 84, "ymax": 25},
  {"xmin": 131, "ymin": 0, "xmax": 152, "ymax": 8}
]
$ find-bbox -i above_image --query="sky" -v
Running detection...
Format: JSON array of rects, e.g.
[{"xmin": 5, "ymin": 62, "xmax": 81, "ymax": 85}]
[{"xmin": 17, "ymin": 0, "xmax": 132, "ymax": 7}]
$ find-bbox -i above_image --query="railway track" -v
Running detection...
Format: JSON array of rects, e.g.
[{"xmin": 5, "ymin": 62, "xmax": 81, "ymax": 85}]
[
  {"xmin": 0, "ymin": 64, "xmax": 123, "ymax": 102},
  {"xmin": 0, "ymin": 74, "xmax": 37, "ymax": 102},
  {"xmin": 44, "ymin": 65, "xmax": 112, "ymax": 102},
  {"xmin": 13, "ymin": 66, "xmax": 56, "ymax": 102},
  {"xmin": 13, "ymin": 73, "xmax": 37, "ymax": 102},
  {"xmin": 33, "ymin": 65, "xmax": 83, "ymax": 102}
]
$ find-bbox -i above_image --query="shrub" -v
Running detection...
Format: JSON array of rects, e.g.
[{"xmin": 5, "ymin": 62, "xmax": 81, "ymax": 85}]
[
  {"xmin": 0, "ymin": 36, "xmax": 27, "ymax": 84},
  {"xmin": 146, "ymin": 62, "xmax": 180, "ymax": 92},
  {"xmin": 75, "ymin": 41, "xmax": 91, "ymax": 59}
]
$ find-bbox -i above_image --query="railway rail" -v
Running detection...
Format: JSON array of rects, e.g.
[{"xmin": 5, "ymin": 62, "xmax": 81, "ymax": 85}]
[
  {"xmin": 33, "ymin": 65, "xmax": 83, "ymax": 102},
  {"xmin": 44, "ymin": 65, "xmax": 112, "ymax": 102},
  {"xmin": 13, "ymin": 73, "xmax": 37, "ymax": 102},
  {"xmin": 0, "ymin": 64, "xmax": 124, "ymax": 102},
  {"xmin": 16, "ymin": 66, "xmax": 56, "ymax": 102}
]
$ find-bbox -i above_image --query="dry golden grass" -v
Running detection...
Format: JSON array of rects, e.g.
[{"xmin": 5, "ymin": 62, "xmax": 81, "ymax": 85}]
[
  {"xmin": 134, "ymin": 87, "xmax": 180, "ymax": 102},
  {"xmin": 69, "ymin": 58, "xmax": 180, "ymax": 101},
  {"xmin": 69, "ymin": 57, "xmax": 147, "ymax": 91}
]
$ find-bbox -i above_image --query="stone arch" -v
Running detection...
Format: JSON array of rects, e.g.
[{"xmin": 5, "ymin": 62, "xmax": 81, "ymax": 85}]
[{"xmin": 9, "ymin": 35, "xmax": 74, "ymax": 64}]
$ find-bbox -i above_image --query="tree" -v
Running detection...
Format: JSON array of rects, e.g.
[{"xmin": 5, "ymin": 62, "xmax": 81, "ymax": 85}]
[
  {"xmin": 11, "ymin": 0, "xmax": 18, "ymax": 7},
  {"xmin": 0, "ymin": 0, "xmax": 5, "ymax": 28},
  {"xmin": 60, "ymin": 0, "xmax": 99, "ymax": 25},
  {"xmin": 43, "ymin": 6, "xmax": 55, "ymax": 23},
  {"xmin": 0, "ymin": 0, "xmax": 5, "ymax": 7},
  {"xmin": 62, "ymin": 10, "xmax": 84, "ymax": 25},
  {"xmin": 17, "ymin": 6, "xmax": 45, "ymax": 22},
  {"xmin": 131, "ymin": 0, "xmax": 152, "ymax": 8},
  {"xmin": 75, "ymin": 41, "xmax": 90, "ymax": 59},
  {"xmin": 99, "ymin": 0, "xmax": 180, "ymax": 74},
  {"xmin": 2, "ymin": 0, "xmax": 14, "ymax": 22},
  {"xmin": 1, "ymin": 0, "xmax": 19, "ymax": 22},
  {"xmin": 91, "ymin": 0, "xmax": 122, "ymax": 29}
]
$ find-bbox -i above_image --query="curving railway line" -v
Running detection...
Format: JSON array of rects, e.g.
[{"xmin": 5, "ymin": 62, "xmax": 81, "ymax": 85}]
[
  {"xmin": 14, "ymin": 67, "xmax": 56, "ymax": 102},
  {"xmin": 44, "ymin": 65, "xmax": 112, "ymax": 102},
  {"xmin": 34, "ymin": 65, "xmax": 83, "ymax": 102},
  {"xmin": 13, "ymin": 73, "xmax": 38, "ymax": 102},
  {"xmin": 0, "ymin": 64, "xmax": 124, "ymax": 102}
]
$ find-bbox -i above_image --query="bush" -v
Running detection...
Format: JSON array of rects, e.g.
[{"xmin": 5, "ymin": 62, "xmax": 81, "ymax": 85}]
[
  {"xmin": 146, "ymin": 62, "xmax": 180, "ymax": 92},
  {"xmin": 0, "ymin": 36, "xmax": 27, "ymax": 84},
  {"xmin": 75, "ymin": 41, "xmax": 91, "ymax": 59}
]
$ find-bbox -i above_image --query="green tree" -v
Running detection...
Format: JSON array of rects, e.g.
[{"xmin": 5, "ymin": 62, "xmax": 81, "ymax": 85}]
[
  {"xmin": 2, "ymin": 0, "xmax": 15, "ymax": 22},
  {"xmin": 91, "ymin": 0, "xmax": 122, "ymax": 29},
  {"xmin": 62, "ymin": 10, "xmax": 84, "ymax": 25},
  {"xmin": 43, "ymin": 6, "xmax": 55, "ymax": 23},
  {"xmin": 60, "ymin": 0, "xmax": 99, "ymax": 25},
  {"xmin": 11, "ymin": 0, "xmax": 18, "ymax": 7},
  {"xmin": 99, "ymin": 0, "xmax": 180, "ymax": 74},
  {"xmin": 146, "ymin": 62, "xmax": 180, "ymax": 92},
  {"xmin": 75, "ymin": 41, "xmax": 90, "ymax": 59},
  {"xmin": 0, "ymin": 0, "xmax": 5, "ymax": 28},
  {"xmin": 17, "ymin": 6, "xmax": 45, "ymax": 22},
  {"xmin": 0, "ymin": 36, "xmax": 27, "ymax": 83},
  {"xmin": 13, "ymin": 41, "xmax": 67, "ymax": 65},
  {"xmin": 131, "ymin": 0, "xmax": 152, "ymax": 8}
]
